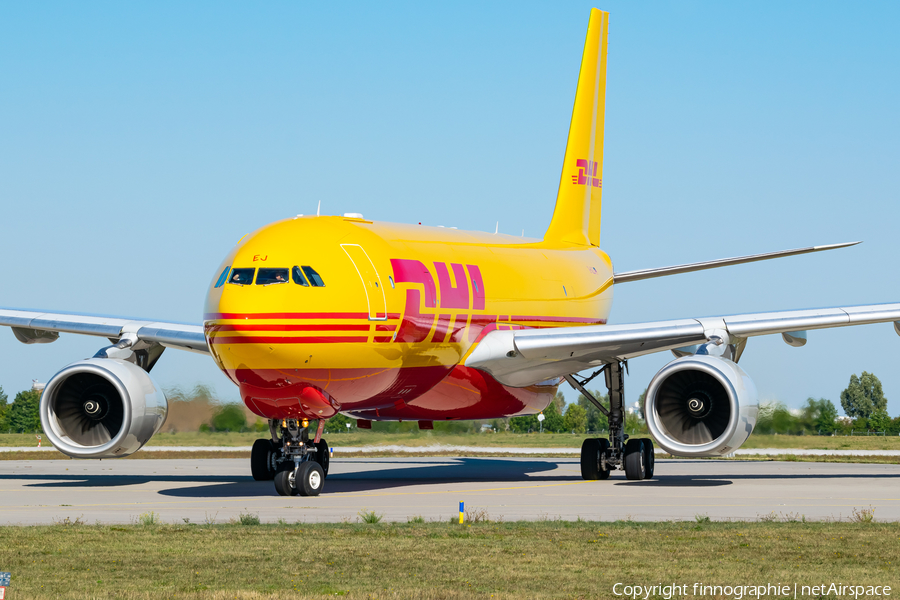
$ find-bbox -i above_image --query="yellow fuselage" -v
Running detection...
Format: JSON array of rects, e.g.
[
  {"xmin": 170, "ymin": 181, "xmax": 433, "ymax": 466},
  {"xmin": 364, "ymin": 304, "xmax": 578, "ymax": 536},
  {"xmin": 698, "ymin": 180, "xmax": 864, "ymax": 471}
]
[{"xmin": 204, "ymin": 215, "xmax": 614, "ymax": 422}]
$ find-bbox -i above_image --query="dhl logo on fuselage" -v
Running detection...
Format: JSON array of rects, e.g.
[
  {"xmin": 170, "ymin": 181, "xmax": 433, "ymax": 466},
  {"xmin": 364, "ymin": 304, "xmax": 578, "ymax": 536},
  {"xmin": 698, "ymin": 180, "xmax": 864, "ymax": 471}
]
[
  {"xmin": 387, "ymin": 258, "xmax": 603, "ymax": 344},
  {"xmin": 205, "ymin": 257, "xmax": 606, "ymax": 349},
  {"xmin": 571, "ymin": 158, "xmax": 601, "ymax": 188},
  {"xmin": 390, "ymin": 258, "xmax": 488, "ymax": 344}
]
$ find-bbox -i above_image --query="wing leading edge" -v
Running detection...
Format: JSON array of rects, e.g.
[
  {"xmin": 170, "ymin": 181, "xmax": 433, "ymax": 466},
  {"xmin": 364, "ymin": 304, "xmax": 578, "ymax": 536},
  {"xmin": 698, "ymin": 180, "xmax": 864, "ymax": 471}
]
[
  {"xmin": 613, "ymin": 242, "xmax": 860, "ymax": 284},
  {"xmin": 0, "ymin": 308, "xmax": 208, "ymax": 354},
  {"xmin": 464, "ymin": 303, "xmax": 900, "ymax": 387}
]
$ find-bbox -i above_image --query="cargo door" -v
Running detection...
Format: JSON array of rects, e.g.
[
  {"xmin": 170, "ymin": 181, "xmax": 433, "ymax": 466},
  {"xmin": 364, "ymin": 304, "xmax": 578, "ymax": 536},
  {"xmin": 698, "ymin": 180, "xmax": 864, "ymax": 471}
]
[{"xmin": 341, "ymin": 244, "xmax": 387, "ymax": 320}]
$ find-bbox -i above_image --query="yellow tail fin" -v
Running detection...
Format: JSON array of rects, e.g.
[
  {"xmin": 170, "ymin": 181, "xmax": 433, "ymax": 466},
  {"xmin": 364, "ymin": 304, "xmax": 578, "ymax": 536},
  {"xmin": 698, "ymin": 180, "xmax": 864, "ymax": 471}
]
[{"xmin": 544, "ymin": 8, "xmax": 609, "ymax": 247}]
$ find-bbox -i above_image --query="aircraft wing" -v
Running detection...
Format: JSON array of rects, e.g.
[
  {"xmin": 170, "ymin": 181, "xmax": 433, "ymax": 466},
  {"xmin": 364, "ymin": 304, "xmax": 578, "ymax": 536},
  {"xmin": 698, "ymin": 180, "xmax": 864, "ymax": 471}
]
[
  {"xmin": 0, "ymin": 308, "xmax": 208, "ymax": 354},
  {"xmin": 464, "ymin": 303, "xmax": 900, "ymax": 387}
]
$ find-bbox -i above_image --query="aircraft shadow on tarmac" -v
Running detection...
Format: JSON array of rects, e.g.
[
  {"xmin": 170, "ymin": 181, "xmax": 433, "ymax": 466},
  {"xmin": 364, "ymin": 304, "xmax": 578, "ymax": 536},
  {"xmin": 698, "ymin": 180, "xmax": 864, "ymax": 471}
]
[
  {"xmin": 3, "ymin": 458, "xmax": 898, "ymax": 498},
  {"xmin": 4, "ymin": 458, "xmax": 565, "ymax": 498},
  {"xmin": 614, "ymin": 478, "xmax": 732, "ymax": 487},
  {"xmin": 160, "ymin": 458, "xmax": 568, "ymax": 497}
]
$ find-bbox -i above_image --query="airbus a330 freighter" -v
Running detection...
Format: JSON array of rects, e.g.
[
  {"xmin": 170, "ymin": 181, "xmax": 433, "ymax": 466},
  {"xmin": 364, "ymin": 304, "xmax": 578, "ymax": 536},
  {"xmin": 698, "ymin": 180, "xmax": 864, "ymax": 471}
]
[{"xmin": 3, "ymin": 9, "xmax": 897, "ymax": 496}]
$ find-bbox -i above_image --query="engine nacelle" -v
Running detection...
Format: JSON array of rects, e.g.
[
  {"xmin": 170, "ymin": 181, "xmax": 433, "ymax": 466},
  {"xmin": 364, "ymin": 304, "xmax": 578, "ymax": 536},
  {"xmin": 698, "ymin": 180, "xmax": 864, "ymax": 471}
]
[
  {"xmin": 40, "ymin": 358, "xmax": 168, "ymax": 458},
  {"xmin": 644, "ymin": 355, "xmax": 758, "ymax": 457}
]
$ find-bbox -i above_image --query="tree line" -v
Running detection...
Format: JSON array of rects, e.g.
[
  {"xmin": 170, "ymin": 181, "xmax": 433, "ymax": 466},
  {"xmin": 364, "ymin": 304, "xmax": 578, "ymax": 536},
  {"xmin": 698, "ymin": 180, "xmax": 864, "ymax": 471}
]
[
  {"xmin": 757, "ymin": 371, "xmax": 898, "ymax": 435},
  {"xmin": 508, "ymin": 391, "xmax": 648, "ymax": 435},
  {"xmin": 0, "ymin": 387, "xmax": 42, "ymax": 433},
  {"xmin": 508, "ymin": 370, "xmax": 899, "ymax": 436},
  {"xmin": 2, "ymin": 370, "xmax": 896, "ymax": 436}
]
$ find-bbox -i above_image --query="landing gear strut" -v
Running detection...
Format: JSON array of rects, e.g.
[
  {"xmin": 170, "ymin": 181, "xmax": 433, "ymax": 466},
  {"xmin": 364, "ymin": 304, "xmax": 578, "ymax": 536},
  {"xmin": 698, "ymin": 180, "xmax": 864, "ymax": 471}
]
[
  {"xmin": 567, "ymin": 361, "xmax": 655, "ymax": 481},
  {"xmin": 252, "ymin": 418, "xmax": 329, "ymax": 496}
]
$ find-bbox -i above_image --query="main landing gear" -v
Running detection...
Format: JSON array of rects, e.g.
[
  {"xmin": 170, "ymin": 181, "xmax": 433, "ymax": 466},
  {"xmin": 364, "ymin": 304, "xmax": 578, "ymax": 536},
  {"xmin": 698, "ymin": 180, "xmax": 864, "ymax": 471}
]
[
  {"xmin": 250, "ymin": 418, "xmax": 330, "ymax": 496},
  {"xmin": 566, "ymin": 361, "xmax": 655, "ymax": 481}
]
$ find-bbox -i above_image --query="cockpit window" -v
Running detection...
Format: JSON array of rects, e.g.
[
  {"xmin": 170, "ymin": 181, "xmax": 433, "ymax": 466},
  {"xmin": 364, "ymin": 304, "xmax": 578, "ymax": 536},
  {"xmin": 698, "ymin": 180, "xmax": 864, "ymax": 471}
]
[
  {"xmin": 302, "ymin": 266, "xmax": 325, "ymax": 287},
  {"xmin": 214, "ymin": 265, "xmax": 231, "ymax": 288},
  {"xmin": 256, "ymin": 268, "xmax": 289, "ymax": 286},
  {"xmin": 291, "ymin": 266, "xmax": 309, "ymax": 286},
  {"xmin": 228, "ymin": 268, "xmax": 255, "ymax": 286}
]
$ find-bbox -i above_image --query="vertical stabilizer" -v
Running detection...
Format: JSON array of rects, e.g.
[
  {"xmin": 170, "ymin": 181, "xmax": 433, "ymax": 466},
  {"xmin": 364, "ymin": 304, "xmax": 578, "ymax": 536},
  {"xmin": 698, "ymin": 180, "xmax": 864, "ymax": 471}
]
[{"xmin": 544, "ymin": 8, "xmax": 609, "ymax": 247}]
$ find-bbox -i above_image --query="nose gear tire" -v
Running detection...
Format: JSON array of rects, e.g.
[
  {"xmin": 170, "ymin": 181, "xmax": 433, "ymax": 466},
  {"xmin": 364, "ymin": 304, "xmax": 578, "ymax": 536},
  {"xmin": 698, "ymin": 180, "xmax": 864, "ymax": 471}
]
[
  {"xmin": 274, "ymin": 469, "xmax": 299, "ymax": 496},
  {"xmin": 296, "ymin": 461, "xmax": 324, "ymax": 496}
]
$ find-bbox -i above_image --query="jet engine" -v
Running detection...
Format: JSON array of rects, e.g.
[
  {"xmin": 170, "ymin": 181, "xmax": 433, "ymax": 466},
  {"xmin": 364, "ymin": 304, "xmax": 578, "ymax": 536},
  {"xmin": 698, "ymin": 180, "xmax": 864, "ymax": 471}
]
[
  {"xmin": 40, "ymin": 358, "xmax": 168, "ymax": 458},
  {"xmin": 644, "ymin": 354, "xmax": 758, "ymax": 457}
]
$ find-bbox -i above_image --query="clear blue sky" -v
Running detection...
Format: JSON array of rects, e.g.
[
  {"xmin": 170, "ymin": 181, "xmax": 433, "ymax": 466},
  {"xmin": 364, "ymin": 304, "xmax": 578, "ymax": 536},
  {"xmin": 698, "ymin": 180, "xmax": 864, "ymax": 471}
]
[{"xmin": 1, "ymin": 1, "xmax": 898, "ymax": 415}]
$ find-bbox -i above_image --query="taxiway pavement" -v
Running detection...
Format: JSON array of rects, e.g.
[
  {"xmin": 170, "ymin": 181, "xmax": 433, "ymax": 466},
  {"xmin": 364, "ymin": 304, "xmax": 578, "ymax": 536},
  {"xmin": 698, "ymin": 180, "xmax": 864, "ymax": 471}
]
[
  {"xmin": 1, "ymin": 457, "xmax": 897, "ymax": 525},
  {"xmin": 3, "ymin": 446, "xmax": 898, "ymax": 456}
]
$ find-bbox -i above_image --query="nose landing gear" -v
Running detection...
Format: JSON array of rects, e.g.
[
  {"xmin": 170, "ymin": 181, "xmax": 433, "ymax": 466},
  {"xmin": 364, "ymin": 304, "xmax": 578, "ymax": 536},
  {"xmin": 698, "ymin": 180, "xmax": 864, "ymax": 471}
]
[{"xmin": 252, "ymin": 418, "xmax": 330, "ymax": 496}]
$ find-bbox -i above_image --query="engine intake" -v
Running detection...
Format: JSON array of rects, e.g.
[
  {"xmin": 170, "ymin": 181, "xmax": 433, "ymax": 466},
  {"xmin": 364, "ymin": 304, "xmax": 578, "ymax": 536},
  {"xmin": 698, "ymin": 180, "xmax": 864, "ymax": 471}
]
[
  {"xmin": 40, "ymin": 358, "xmax": 167, "ymax": 458},
  {"xmin": 644, "ymin": 355, "xmax": 758, "ymax": 457}
]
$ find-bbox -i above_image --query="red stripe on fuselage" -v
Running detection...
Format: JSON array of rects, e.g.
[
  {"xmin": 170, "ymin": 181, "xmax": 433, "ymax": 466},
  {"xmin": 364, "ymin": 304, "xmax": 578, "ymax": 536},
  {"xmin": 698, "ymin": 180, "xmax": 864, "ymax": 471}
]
[
  {"xmin": 209, "ymin": 336, "xmax": 368, "ymax": 345},
  {"xmin": 510, "ymin": 315, "xmax": 607, "ymax": 324},
  {"xmin": 214, "ymin": 323, "xmax": 371, "ymax": 332},
  {"xmin": 204, "ymin": 312, "xmax": 402, "ymax": 320}
]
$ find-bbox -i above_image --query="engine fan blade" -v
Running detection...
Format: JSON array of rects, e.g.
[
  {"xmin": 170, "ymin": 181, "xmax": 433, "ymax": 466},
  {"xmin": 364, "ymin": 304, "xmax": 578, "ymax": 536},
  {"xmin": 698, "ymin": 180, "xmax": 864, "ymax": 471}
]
[
  {"xmin": 78, "ymin": 422, "xmax": 112, "ymax": 446},
  {"xmin": 55, "ymin": 396, "xmax": 93, "ymax": 439},
  {"xmin": 686, "ymin": 420, "xmax": 713, "ymax": 445},
  {"xmin": 100, "ymin": 398, "xmax": 124, "ymax": 439}
]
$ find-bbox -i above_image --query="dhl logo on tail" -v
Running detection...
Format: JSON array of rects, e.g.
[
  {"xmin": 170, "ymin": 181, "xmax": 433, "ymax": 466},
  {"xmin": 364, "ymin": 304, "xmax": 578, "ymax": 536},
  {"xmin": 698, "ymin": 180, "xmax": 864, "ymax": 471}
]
[{"xmin": 571, "ymin": 159, "xmax": 602, "ymax": 187}]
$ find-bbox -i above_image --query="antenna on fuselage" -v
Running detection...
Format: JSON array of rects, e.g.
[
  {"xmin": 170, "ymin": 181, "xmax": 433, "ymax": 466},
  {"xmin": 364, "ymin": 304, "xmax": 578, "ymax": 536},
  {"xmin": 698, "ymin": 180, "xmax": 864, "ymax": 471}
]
[
  {"xmin": 317, "ymin": 201, "xmax": 321, "ymax": 217},
  {"xmin": 494, "ymin": 222, "xmax": 499, "ymax": 234}
]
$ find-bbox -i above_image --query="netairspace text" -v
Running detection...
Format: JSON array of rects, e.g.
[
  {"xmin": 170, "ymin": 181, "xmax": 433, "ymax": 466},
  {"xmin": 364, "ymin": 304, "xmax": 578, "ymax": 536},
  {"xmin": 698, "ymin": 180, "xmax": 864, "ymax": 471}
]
[{"xmin": 612, "ymin": 583, "xmax": 892, "ymax": 599}]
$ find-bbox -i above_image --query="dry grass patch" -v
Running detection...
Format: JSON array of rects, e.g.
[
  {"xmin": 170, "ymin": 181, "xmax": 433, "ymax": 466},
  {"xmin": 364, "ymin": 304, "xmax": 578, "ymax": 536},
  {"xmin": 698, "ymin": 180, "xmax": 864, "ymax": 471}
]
[
  {"xmin": 740, "ymin": 434, "xmax": 900, "ymax": 451},
  {"xmin": 1, "ymin": 520, "xmax": 897, "ymax": 599}
]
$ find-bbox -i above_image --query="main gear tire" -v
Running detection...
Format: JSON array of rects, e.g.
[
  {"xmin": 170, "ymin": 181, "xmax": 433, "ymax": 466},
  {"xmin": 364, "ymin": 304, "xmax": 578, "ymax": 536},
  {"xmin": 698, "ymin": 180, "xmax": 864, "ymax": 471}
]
[
  {"xmin": 580, "ymin": 438, "xmax": 611, "ymax": 480},
  {"xmin": 251, "ymin": 439, "xmax": 278, "ymax": 481},
  {"xmin": 641, "ymin": 438, "xmax": 655, "ymax": 479},
  {"xmin": 624, "ymin": 438, "xmax": 646, "ymax": 480},
  {"xmin": 581, "ymin": 439, "xmax": 600, "ymax": 480}
]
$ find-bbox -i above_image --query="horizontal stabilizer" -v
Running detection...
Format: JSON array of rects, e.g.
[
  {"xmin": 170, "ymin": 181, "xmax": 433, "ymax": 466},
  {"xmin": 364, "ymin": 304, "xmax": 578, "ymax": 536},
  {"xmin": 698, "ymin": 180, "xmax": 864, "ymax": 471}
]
[{"xmin": 613, "ymin": 242, "xmax": 860, "ymax": 284}]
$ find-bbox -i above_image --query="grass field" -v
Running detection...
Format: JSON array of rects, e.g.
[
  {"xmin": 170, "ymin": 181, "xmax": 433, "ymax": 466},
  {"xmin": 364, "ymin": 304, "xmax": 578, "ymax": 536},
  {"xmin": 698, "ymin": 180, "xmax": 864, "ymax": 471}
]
[
  {"xmin": 0, "ymin": 520, "xmax": 896, "ymax": 599},
  {"xmin": 2, "ymin": 431, "xmax": 899, "ymax": 449}
]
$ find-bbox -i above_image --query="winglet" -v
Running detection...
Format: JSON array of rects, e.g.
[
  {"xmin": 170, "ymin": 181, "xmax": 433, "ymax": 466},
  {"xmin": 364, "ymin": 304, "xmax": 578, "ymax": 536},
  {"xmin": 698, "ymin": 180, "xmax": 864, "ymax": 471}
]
[{"xmin": 544, "ymin": 8, "xmax": 609, "ymax": 247}]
